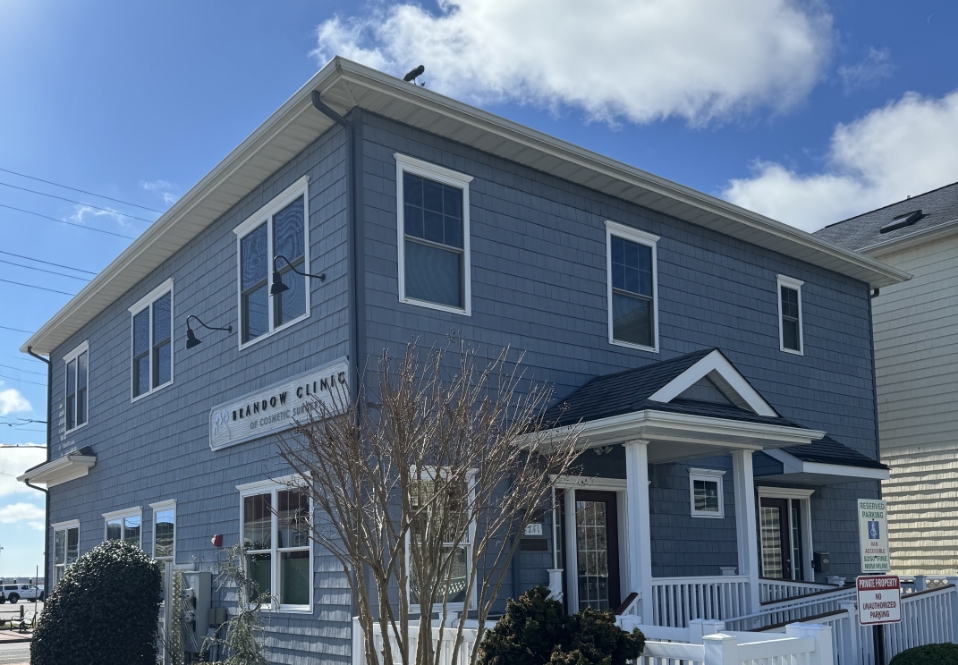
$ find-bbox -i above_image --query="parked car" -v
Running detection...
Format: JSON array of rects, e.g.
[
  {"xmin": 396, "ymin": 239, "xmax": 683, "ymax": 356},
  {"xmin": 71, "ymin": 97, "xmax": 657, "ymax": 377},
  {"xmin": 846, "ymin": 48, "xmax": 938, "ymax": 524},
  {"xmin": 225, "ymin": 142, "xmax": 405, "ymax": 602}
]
[{"xmin": 0, "ymin": 583, "xmax": 44, "ymax": 603}]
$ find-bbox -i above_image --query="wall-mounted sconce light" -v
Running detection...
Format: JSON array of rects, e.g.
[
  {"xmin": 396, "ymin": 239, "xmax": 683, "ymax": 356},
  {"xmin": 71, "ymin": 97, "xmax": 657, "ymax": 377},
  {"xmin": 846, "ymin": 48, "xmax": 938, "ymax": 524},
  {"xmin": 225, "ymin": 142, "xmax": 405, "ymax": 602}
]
[
  {"xmin": 185, "ymin": 315, "xmax": 232, "ymax": 350},
  {"xmin": 270, "ymin": 255, "xmax": 326, "ymax": 296}
]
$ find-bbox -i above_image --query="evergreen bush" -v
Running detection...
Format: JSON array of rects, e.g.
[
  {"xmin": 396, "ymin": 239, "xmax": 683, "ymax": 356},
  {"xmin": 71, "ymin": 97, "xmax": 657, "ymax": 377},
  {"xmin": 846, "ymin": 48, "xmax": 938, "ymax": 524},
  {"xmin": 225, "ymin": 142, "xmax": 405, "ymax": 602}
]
[
  {"xmin": 31, "ymin": 540, "xmax": 162, "ymax": 665},
  {"xmin": 889, "ymin": 643, "xmax": 958, "ymax": 665},
  {"xmin": 479, "ymin": 586, "xmax": 645, "ymax": 665}
]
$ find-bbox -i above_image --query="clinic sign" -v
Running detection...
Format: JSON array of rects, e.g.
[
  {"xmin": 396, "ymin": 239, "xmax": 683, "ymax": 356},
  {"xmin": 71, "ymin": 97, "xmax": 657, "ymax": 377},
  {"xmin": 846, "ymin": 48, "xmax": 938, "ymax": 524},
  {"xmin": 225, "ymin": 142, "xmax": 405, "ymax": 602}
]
[
  {"xmin": 858, "ymin": 498, "xmax": 890, "ymax": 573},
  {"xmin": 209, "ymin": 359, "xmax": 349, "ymax": 451},
  {"xmin": 857, "ymin": 575, "xmax": 901, "ymax": 625}
]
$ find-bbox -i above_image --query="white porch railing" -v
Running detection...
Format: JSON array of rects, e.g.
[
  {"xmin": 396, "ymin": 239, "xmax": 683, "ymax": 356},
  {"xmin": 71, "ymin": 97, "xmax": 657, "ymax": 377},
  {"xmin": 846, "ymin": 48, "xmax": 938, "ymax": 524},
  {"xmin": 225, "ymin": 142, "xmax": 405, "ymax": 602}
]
[
  {"xmin": 651, "ymin": 576, "xmax": 750, "ymax": 627},
  {"xmin": 760, "ymin": 578, "xmax": 839, "ymax": 603},
  {"xmin": 723, "ymin": 586, "xmax": 857, "ymax": 631}
]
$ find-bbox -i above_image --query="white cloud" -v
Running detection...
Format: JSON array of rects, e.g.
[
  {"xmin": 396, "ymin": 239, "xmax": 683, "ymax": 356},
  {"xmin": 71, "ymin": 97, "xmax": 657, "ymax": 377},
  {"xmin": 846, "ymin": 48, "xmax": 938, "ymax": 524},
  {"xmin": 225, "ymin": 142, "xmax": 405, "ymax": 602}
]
[
  {"xmin": 313, "ymin": 0, "xmax": 832, "ymax": 125},
  {"xmin": 723, "ymin": 89, "xmax": 958, "ymax": 231},
  {"xmin": 0, "ymin": 446, "xmax": 46, "ymax": 497},
  {"xmin": 0, "ymin": 502, "xmax": 44, "ymax": 524},
  {"xmin": 71, "ymin": 204, "xmax": 131, "ymax": 227},
  {"xmin": 837, "ymin": 48, "xmax": 893, "ymax": 95},
  {"xmin": 0, "ymin": 387, "xmax": 31, "ymax": 416},
  {"xmin": 140, "ymin": 180, "xmax": 179, "ymax": 206}
]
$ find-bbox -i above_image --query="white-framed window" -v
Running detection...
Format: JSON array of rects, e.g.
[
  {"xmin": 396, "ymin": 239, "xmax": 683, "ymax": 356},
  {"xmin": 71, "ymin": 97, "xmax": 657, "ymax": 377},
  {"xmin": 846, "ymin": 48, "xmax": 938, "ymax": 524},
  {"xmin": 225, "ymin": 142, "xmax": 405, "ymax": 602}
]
[
  {"xmin": 103, "ymin": 507, "xmax": 142, "ymax": 547},
  {"xmin": 406, "ymin": 469, "xmax": 477, "ymax": 613},
  {"xmin": 606, "ymin": 221, "xmax": 659, "ymax": 353},
  {"xmin": 63, "ymin": 342, "xmax": 89, "ymax": 432},
  {"xmin": 689, "ymin": 468, "xmax": 725, "ymax": 519},
  {"xmin": 238, "ymin": 477, "xmax": 312, "ymax": 612},
  {"xmin": 233, "ymin": 176, "xmax": 311, "ymax": 349},
  {"xmin": 150, "ymin": 500, "xmax": 176, "ymax": 563},
  {"xmin": 395, "ymin": 153, "xmax": 472, "ymax": 315},
  {"xmin": 777, "ymin": 275, "xmax": 804, "ymax": 355},
  {"xmin": 129, "ymin": 278, "xmax": 174, "ymax": 400},
  {"xmin": 52, "ymin": 520, "xmax": 80, "ymax": 586}
]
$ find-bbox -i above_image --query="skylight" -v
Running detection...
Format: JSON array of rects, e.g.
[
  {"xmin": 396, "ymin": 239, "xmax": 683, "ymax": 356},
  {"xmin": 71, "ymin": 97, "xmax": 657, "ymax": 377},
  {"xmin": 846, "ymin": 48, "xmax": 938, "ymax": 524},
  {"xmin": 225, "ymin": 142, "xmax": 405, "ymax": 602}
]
[{"xmin": 880, "ymin": 209, "xmax": 924, "ymax": 234}]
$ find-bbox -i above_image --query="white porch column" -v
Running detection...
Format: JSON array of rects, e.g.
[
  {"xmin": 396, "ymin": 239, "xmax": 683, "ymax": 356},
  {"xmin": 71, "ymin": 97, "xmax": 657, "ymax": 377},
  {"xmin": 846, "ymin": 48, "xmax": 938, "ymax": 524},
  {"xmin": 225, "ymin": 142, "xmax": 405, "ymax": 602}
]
[
  {"xmin": 732, "ymin": 449, "xmax": 762, "ymax": 614},
  {"xmin": 624, "ymin": 439, "xmax": 653, "ymax": 623}
]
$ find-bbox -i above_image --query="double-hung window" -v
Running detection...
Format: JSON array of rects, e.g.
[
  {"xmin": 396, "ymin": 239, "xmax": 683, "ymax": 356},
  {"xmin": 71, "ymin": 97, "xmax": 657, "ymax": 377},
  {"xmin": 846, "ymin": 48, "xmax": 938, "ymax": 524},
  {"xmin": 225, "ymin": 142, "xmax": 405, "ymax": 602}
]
[
  {"xmin": 151, "ymin": 500, "xmax": 176, "ymax": 562},
  {"xmin": 396, "ymin": 154, "xmax": 472, "ymax": 315},
  {"xmin": 238, "ymin": 479, "xmax": 312, "ymax": 611},
  {"xmin": 104, "ymin": 507, "xmax": 142, "ymax": 546},
  {"xmin": 130, "ymin": 279, "xmax": 173, "ymax": 399},
  {"xmin": 64, "ymin": 342, "xmax": 89, "ymax": 432},
  {"xmin": 689, "ymin": 468, "xmax": 725, "ymax": 519},
  {"xmin": 234, "ymin": 177, "xmax": 310, "ymax": 347},
  {"xmin": 777, "ymin": 276, "xmax": 804, "ymax": 355},
  {"xmin": 52, "ymin": 520, "xmax": 79, "ymax": 586},
  {"xmin": 606, "ymin": 221, "xmax": 659, "ymax": 352}
]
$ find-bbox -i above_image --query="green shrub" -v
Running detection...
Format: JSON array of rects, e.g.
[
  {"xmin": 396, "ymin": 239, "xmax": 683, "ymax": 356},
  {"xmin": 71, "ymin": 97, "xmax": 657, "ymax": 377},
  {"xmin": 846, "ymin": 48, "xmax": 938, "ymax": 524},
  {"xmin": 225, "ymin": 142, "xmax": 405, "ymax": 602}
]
[
  {"xmin": 479, "ymin": 586, "xmax": 645, "ymax": 665},
  {"xmin": 31, "ymin": 540, "xmax": 162, "ymax": 665},
  {"xmin": 889, "ymin": 643, "xmax": 958, "ymax": 665}
]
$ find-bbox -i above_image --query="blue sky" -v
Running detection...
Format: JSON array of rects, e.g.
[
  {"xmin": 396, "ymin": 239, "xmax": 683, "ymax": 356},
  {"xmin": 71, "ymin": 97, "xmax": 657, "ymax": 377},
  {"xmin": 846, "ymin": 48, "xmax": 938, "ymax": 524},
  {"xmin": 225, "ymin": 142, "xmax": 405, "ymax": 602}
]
[{"xmin": 1, "ymin": 0, "xmax": 957, "ymax": 577}]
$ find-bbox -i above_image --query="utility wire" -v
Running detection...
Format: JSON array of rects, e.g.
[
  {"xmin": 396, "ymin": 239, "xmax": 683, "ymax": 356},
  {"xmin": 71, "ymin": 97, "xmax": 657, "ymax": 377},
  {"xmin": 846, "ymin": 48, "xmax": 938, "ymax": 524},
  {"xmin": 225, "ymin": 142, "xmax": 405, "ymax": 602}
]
[
  {"xmin": 0, "ymin": 372, "xmax": 47, "ymax": 386},
  {"xmin": 0, "ymin": 259, "xmax": 91, "ymax": 282},
  {"xmin": 0, "ymin": 278, "xmax": 75, "ymax": 296},
  {"xmin": 0, "ymin": 251, "xmax": 98, "ymax": 275},
  {"xmin": 0, "ymin": 354, "xmax": 44, "ymax": 366},
  {"xmin": 0, "ymin": 182, "xmax": 155, "ymax": 223},
  {"xmin": 0, "ymin": 203, "xmax": 139, "ymax": 240},
  {"xmin": 0, "ymin": 167, "xmax": 164, "ymax": 213},
  {"xmin": 0, "ymin": 444, "xmax": 47, "ymax": 448},
  {"xmin": 0, "ymin": 364, "xmax": 46, "ymax": 377},
  {"xmin": 0, "ymin": 417, "xmax": 47, "ymax": 424},
  {"xmin": 0, "ymin": 325, "xmax": 35, "ymax": 333}
]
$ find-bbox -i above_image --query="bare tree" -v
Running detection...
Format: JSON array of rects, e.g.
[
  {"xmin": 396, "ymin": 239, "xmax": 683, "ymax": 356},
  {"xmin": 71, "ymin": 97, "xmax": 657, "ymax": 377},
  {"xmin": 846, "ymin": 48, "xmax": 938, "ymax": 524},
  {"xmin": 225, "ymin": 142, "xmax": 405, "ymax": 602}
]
[{"xmin": 278, "ymin": 342, "xmax": 580, "ymax": 665}]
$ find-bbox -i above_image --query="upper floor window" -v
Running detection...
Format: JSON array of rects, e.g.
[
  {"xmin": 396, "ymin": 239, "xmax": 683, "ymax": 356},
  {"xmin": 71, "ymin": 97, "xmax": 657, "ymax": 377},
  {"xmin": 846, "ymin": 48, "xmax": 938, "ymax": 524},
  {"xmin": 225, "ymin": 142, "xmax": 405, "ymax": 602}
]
[
  {"xmin": 64, "ymin": 342, "xmax": 89, "ymax": 432},
  {"xmin": 395, "ymin": 154, "xmax": 472, "ymax": 315},
  {"xmin": 104, "ymin": 507, "xmax": 142, "ymax": 547},
  {"xmin": 689, "ymin": 468, "xmax": 725, "ymax": 519},
  {"xmin": 52, "ymin": 520, "xmax": 80, "ymax": 586},
  {"xmin": 777, "ymin": 275, "xmax": 803, "ymax": 355},
  {"xmin": 233, "ymin": 176, "xmax": 310, "ymax": 348},
  {"xmin": 130, "ymin": 279, "xmax": 173, "ymax": 400},
  {"xmin": 606, "ymin": 221, "xmax": 659, "ymax": 352}
]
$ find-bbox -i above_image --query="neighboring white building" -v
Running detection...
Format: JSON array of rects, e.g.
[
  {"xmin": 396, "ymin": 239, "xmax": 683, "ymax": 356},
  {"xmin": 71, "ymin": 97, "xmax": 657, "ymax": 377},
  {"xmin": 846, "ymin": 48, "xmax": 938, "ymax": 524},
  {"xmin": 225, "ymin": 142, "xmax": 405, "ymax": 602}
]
[{"xmin": 815, "ymin": 182, "xmax": 958, "ymax": 575}]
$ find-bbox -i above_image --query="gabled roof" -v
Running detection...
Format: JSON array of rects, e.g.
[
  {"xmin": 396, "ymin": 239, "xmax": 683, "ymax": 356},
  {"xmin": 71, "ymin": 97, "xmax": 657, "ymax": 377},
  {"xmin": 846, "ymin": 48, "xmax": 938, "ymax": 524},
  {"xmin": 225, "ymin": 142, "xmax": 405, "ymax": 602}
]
[
  {"xmin": 814, "ymin": 181, "xmax": 958, "ymax": 254},
  {"xmin": 22, "ymin": 58, "xmax": 909, "ymax": 355},
  {"xmin": 780, "ymin": 435, "xmax": 886, "ymax": 470}
]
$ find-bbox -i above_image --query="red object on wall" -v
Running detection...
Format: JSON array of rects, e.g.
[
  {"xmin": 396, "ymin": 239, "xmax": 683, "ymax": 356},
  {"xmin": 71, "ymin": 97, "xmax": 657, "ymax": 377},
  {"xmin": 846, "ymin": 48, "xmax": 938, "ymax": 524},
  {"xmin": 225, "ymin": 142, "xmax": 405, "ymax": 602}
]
[{"xmin": 211, "ymin": 534, "xmax": 223, "ymax": 548}]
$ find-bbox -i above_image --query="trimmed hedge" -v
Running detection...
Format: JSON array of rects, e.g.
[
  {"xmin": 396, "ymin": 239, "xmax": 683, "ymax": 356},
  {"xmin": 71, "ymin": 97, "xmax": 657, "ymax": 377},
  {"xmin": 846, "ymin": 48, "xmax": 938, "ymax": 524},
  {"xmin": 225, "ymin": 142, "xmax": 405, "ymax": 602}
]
[
  {"xmin": 31, "ymin": 540, "xmax": 162, "ymax": 665},
  {"xmin": 889, "ymin": 643, "xmax": 958, "ymax": 665},
  {"xmin": 479, "ymin": 586, "xmax": 645, "ymax": 665}
]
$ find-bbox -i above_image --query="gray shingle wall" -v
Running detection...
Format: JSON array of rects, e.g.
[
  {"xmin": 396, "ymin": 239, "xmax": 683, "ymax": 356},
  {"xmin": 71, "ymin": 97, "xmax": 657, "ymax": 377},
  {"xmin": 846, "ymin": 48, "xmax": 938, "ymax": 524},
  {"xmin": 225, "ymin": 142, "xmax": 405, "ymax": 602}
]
[{"xmin": 46, "ymin": 126, "xmax": 352, "ymax": 665}]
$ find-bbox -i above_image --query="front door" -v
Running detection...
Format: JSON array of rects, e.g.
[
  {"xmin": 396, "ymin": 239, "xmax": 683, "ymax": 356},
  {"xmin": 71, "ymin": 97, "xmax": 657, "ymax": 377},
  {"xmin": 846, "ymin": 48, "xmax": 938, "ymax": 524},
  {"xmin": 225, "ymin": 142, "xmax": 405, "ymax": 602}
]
[
  {"xmin": 574, "ymin": 491, "xmax": 621, "ymax": 612},
  {"xmin": 759, "ymin": 497, "xmax": 803, "ymax": 580}
]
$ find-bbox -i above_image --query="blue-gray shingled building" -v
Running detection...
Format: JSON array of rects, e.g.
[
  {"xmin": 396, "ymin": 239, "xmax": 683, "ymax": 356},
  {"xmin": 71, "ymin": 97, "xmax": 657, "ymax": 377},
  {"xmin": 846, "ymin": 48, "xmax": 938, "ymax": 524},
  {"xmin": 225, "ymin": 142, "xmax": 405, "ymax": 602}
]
[{"xmin": 18, "ymin": 57, "xmax": 910, "ymax": 664}]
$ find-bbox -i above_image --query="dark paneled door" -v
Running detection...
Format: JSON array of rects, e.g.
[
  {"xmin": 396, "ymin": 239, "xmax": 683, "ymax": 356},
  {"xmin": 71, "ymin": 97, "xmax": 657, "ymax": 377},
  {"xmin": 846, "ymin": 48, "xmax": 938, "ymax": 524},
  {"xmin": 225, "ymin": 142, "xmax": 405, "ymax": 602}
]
[
  {"xmin": 574, "ymin": 490, "xmax": 621, "ymax": 611},
  {"xmin": 760, "ymin": 497, "xmax": 803, "ymax": 580}
]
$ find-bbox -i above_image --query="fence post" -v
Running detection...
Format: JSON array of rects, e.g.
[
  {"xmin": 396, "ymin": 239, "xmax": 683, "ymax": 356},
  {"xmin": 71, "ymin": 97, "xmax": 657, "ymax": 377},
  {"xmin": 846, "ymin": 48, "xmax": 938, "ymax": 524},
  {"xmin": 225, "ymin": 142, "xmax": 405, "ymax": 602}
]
[
  {"xmin": 913, "ymin": 575, "xmax": 926, "ymax": 591},
  {"xmin": 703, "ymin": 633, "xmax": 739, "ymax": 665},
  {"xmin": 786, "ymin": 623, "xmax": 834, "ymax": 665},
  {"xmin": 689, "ymin": 619, "xmax": 725, "ymax": 643},
  {"xmin": 352, "ymin": 617, "xmax": 364, "ymax": 665},
  {"xmin": 947, "ymin": 580, "xmax": 958, "ymax": 643},
  {"xmin": 839, "ymin": 601, "xmax": 859, "ymax": 665}
]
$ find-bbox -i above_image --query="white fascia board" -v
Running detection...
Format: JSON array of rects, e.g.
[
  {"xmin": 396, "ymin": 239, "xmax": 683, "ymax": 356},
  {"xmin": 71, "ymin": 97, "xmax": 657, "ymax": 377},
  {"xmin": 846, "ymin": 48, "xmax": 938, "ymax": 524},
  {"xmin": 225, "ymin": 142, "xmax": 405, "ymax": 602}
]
[
  {"xmin": 103, "ymin": 506, "xmax": 142, "ymax": 521},
  {"xmin": 51, "ymin": 519, "xmax": 80, "ymax": 530},
  {"xmin": 17, "ymin": 452, "xmax": 96, "ymax": 487},
  {"xmin": 647, "ymin": 349, "xmax": 778, "ymax": 417},
  {"xmin": 763, "ymin": 449, "xmax": 889, "ymax": 481}
]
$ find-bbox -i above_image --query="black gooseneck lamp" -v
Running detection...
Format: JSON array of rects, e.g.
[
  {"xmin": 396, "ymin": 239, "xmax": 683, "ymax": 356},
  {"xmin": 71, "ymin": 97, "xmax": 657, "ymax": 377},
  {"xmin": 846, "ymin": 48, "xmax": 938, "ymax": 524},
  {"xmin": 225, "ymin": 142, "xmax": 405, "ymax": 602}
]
[
  {"xmin": 270, "ymin": 255, "xmax": 326, "ymax": 296},
  {"xmin": 185, "ymin": 315, "xmax": 233, "ymax": 350}
]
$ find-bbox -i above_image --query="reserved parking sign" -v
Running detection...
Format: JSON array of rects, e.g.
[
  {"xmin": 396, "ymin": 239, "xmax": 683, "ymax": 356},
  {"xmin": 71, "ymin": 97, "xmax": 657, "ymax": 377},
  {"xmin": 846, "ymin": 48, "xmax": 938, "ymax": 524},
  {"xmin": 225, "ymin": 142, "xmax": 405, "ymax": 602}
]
[
  {"xmin": 857, "ymin": 575, "xmax": 902, "ymax": 625},
  {"xmin": 858, "ymin": 499, "xmax": 890, "ymax": 573}
]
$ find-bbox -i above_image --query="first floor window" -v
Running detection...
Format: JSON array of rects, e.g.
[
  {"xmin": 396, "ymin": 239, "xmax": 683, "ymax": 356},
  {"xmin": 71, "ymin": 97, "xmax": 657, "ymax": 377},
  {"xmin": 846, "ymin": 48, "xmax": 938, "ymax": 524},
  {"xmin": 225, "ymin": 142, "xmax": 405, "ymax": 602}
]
[
  {"xmin": 240, "ymin": 482, "xmax": 311, "ymax": 610},
  {"xmin": 104, "ymin": 508, "xmax": 142, "ymax": 546},
  {"xmin": 53, "ymin": 522, "xmax": 79, "ymax": 585},
  {"xmin": 64, "ymin": 343, "xmax": 89, "ymax": 431},
  {"xmin": 152, "ymin": 501, "xmax": 176, "ymax": 562},
  {"xmin": 130, "ymin": 279, "xmax": 173, "ymax": 398},
  {"xmin": 777, "ymin": 276, "xmax": 804, "ymax": 354},
  {"xmin": 689, "ymin": 468, "xmax": 725, "ymax": 519},
  {"xmin": 606, "ymin": 221, "xmax": 659, "ymax": 352}
]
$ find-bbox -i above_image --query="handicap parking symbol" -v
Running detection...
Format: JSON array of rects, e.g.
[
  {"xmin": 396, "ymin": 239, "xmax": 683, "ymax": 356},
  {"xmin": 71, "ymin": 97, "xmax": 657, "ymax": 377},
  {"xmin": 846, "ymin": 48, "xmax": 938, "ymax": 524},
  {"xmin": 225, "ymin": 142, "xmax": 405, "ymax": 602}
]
[{"xmin": 868, "ymin": 520, "xmax": 880, "ymax": 540}]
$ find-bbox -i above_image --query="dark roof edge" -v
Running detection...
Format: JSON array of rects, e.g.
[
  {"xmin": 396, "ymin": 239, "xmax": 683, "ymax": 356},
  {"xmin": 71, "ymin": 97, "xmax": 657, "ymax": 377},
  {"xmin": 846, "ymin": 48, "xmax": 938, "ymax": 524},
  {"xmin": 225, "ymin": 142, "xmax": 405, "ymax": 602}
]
[{"xmin": 819, "ymin": 179, "xmax": 958, "ymax": 230}]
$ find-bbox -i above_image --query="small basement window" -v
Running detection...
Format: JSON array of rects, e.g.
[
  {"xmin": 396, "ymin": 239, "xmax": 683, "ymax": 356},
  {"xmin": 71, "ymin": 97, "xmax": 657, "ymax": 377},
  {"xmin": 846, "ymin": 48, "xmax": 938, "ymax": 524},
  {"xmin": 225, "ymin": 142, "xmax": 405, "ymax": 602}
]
[{"xmin": 689, "ymin": 468, "xmax": 725, "ymax": 519}]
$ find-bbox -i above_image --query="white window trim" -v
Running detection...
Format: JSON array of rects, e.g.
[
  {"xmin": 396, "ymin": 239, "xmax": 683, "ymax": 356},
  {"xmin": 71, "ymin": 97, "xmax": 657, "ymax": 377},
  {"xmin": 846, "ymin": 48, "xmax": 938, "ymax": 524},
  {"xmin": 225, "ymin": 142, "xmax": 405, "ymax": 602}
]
[
  {"xmin": 103, "ymin": 507, "xmax": 143, "ymax": 547},
  {"xmin": 406, "ymin": 468, "xmax": 479, "ymax": 614},
  {"xmin": 233, "ymin": 176, "xmax": 311, "ymax": 351},
  {"xmin": 776, "ymin": 275, "xmax": 804, "ymax": 356},
  {"xmin": 238, "ymin": 477, "xmax": 313, "ymax": 614},
  {"xmin": 757, "ymin": 486, "xmax": 815, "ymax": 582},
  {"xmin": 689, "ymin": 468, "xmax": 725, "ymax": 519},
  {"xmin": 63, "ymin": 341, "xmax": 90, "ymax": 433},
  {"xmin": 129, "ymin": 278, "xmax": 175, "ymax": 402},
  {"xmin": 605, "ymin": 220, "xmax": 660, "ymax": 353},
  {"xmin": 52, "ymin": 520, "xmax": 80, "ymax": 584},
  {"xmin": 150, "ymin": 499, "xmax": 177, "ymax": 562},
  {"xmin": 395, "ymin": 153, "xmax": 473, "ymax": 316}
]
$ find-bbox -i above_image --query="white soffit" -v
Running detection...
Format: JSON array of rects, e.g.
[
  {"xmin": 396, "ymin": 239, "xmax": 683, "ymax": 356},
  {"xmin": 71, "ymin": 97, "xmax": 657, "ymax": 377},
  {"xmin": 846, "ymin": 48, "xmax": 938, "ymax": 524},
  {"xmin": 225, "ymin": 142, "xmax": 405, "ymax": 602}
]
[{"xmin": 22, "ymin": 58, "xmax": 910, "ymax": 355}]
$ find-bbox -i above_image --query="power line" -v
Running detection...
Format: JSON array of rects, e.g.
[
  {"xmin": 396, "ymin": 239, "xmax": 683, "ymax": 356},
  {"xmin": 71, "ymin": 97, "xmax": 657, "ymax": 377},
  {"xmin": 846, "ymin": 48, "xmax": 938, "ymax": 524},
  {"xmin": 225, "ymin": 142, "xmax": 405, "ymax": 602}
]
[
  {"xmin": 0, "ymin": 372, "xmax": 47, "ymax": 386},
  {"xmin": 0, "ymin": 444, "xmax": 47, "ymax": 448},
  {"xmin": 0, "ymin": 364, "xmax": 46, "ymax": 377},
  {"xmin": 0, "ymin": 259, "xmax": 91, "ymax": 282},
  {"xmin": 0, "ymin": 181, "xmax": 155, "ymax": 223},
  {"xmin": 0, "ymin": 278, "xmax": 75, "ymax": 296},
  {"xmin": 0, "ymin": 167, "xmax": 164, "ymax": 213},
  {"xmin": 0, "ymin": 203, "xmax": 138, "ymax": 240},
  {"xmin": 0, "ymin": 325, "xmax": 35, "ymax": 333},
  {"xmin": 0, "ymin": 250, "xmax": 97, "ymax": 275},
  {"xmin": 0, "ymin": 354, "xmax": 45, "ymax": 366},
  {"xmin": 0, "ymin": 417, "xmax": 47, "ymax": 424}
]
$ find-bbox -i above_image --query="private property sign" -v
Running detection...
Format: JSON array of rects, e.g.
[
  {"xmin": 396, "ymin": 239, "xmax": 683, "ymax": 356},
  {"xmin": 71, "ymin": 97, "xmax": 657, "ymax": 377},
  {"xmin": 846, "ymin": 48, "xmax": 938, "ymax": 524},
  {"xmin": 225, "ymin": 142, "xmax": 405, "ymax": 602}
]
[
  {"xmin": 858, "ymin": 498, "xmax": 890, "ymax": 573},
  {"xmin": 857, "ymin": 576, "xmax": 902, "ymax": 625}
]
